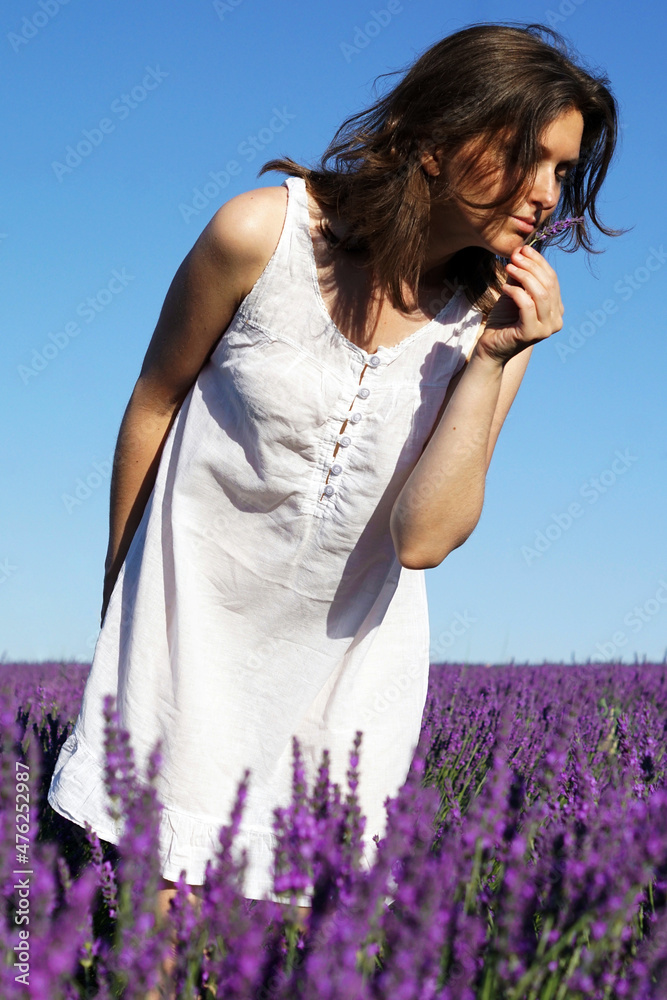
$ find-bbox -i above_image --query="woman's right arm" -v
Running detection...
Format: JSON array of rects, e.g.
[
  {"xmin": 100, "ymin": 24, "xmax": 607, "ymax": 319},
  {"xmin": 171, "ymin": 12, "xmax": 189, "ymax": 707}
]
[{"xmin": 100, "ymin": 185, "xmax": 289, "ymax": 625}]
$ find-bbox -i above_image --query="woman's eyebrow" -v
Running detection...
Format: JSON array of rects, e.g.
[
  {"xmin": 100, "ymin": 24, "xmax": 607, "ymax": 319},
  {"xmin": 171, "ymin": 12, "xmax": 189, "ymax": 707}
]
[{"xmin": 538, "ymin": 144, "xmax": 581, "ymax": 164}]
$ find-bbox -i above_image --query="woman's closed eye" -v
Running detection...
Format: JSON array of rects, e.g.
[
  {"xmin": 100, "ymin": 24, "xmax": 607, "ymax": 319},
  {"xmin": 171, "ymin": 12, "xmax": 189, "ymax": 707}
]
[{"xmin": 556, "ymin": 166, "xmax": 577, "ymax": 185}]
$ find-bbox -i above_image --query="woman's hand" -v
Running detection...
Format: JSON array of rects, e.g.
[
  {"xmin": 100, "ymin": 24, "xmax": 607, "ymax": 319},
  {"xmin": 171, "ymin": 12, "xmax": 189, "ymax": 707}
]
[{"xmin": 474, "ymin": 243, "xmax": 564, "ymax": 365}]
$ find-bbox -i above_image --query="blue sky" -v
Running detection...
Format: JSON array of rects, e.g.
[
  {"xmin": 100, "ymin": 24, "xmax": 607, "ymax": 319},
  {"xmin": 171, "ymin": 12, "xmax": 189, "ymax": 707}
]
[{"xmin": 2, "ymin": 0, "xmax": 665, "ymax": 666}]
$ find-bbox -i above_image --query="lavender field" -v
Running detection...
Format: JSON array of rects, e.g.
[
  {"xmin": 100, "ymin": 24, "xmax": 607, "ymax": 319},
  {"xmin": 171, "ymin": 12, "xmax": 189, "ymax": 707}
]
[{"xmin": 2, "ymin": 658, "xmax": 667, "ymax": 999}]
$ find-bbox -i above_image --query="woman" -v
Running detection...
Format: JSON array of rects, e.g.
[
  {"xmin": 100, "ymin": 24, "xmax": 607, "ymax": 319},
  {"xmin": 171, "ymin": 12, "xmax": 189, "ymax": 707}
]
[{"xmin": 47, "ymin": 18, "xmax": 621, "ymax": 991}]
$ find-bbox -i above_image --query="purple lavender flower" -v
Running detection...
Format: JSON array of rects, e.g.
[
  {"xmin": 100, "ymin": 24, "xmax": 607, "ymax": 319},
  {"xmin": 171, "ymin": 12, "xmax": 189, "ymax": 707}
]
[
  {"xmin": 84, "ymin": 820, "xmax": 119, "ymax": 919},
  {"xmin": 9, "ymin": 658, "xmax": 667, "ymax": 997},
  {"xmin": 525, "ymin": 215, "xmax": 585, "ymax": 247}
]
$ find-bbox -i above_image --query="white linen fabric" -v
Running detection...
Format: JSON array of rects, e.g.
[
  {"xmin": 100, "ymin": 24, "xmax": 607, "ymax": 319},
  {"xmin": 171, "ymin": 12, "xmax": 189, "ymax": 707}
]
[{"xmin": 48, "ymin": 175, "xmax": 484, "ymax": 905}]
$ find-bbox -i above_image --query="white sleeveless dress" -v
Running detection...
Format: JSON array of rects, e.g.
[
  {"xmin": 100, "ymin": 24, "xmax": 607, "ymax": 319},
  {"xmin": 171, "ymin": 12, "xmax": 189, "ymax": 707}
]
[{"xmin": 48, "ymin": 175, "xmax": 484, "ymax": 905}]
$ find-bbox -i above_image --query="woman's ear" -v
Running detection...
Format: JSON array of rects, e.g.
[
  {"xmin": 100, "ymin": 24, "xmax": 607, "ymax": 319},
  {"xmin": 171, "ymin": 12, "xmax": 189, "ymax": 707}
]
[{"xmin": 420, "ymin": 147, "xmax": 443, "ymax": 178}]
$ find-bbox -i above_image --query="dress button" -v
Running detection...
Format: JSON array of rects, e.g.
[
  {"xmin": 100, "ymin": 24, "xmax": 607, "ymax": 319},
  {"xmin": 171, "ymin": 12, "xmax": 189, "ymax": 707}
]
[
  {"xmin": 369, "ymin": 355, "xmax": 381, "ymax": 367},
  {"xmin": 331, "ymin": 464, "xmax": 343, "ymax": 475},
  {"xmin": 350, "ymin": 412, "xmax": 362, "ymax": 424},
  {"xmin": 339, "ymin": 435, "xmax": 351, "ymax": 447},
  {"xmin": 358, "ymin": 387, "xmax": 370, "ymax": 398},
  {"xmin": 323, "ymin": 484, "xmax": 335, "ymax": 496}
]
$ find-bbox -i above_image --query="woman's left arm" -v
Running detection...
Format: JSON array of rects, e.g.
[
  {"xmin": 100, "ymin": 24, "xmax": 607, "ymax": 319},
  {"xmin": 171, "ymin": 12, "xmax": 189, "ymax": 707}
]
[{"xmin": 390, "ymin": 243, "xmax": 564, "ymax": 569}]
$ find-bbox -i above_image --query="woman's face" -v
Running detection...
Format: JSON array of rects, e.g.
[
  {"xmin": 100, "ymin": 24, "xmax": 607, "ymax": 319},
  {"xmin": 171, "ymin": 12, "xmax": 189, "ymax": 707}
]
[{"xmin": 427, "ymin": 106, "xmax": 585, "ymax": 258}]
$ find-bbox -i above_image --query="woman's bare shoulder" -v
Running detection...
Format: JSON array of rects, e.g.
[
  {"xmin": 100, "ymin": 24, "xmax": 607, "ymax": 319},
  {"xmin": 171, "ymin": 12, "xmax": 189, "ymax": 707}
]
[
  {"xmin": 204, "ymin": 185, "xmax": 289, "ymax": 283},
  {"xmin": 133, "ymin": 186, "xmax": 290, "ymax": 414}
]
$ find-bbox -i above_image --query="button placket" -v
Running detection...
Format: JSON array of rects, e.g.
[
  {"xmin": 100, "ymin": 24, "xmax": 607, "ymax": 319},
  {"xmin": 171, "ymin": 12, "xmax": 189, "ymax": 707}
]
[
  {"xmin": 339, "ymin": 356, "xmax": 377, "ymax": 433},
  {"xmin": 319, "ymin": 355, "xmax": 380, "ymax": 503}
]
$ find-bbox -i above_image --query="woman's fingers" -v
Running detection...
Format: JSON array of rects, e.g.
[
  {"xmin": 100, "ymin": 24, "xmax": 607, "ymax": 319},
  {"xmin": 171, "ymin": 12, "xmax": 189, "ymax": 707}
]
[
  {"xmin": 497, "ymin": 279, "xmax": 538, "ymax": 318},
  {"xmin": 505, "ymin": 257, "xmax": 563, "ymax": 329},
  {"xmin": 506, "ymin": 262, "xmax": 548, "ymax": 304},
  {"xmin": 476, "ymin": 245, "xmax": 565, "ymax": 363}
]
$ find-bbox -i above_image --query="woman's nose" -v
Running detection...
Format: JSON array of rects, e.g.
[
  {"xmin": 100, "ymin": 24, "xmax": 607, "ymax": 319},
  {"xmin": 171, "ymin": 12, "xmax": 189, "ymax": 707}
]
[{"xmin": 529, "ymin": 167, "xmax": 560, "ymax": 213}]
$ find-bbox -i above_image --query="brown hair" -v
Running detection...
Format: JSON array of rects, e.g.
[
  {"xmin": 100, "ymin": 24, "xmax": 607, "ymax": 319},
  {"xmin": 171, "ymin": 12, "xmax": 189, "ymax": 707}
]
[{"xmin": 259, "ymin": 21, "xmax": 627, "ymax": 318}]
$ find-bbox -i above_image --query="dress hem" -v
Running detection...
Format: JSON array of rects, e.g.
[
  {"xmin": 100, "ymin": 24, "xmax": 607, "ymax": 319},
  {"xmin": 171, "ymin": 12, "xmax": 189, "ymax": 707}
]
[{"xmin": 47, "ymin": 729, "xmax": 392, "ymax": 909}]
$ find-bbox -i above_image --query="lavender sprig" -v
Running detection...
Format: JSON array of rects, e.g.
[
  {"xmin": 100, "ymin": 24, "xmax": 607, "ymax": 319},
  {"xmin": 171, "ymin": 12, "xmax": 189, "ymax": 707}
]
[{"xmin": 525, "ymin": 215, "xmax": 585, "ymax": 247}]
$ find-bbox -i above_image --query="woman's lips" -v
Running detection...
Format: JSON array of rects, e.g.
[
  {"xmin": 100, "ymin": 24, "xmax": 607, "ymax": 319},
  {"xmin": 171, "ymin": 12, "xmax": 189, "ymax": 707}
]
[{"xmin": 511, "ymin": 216, "xmax": 536, "ymax": 233}]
